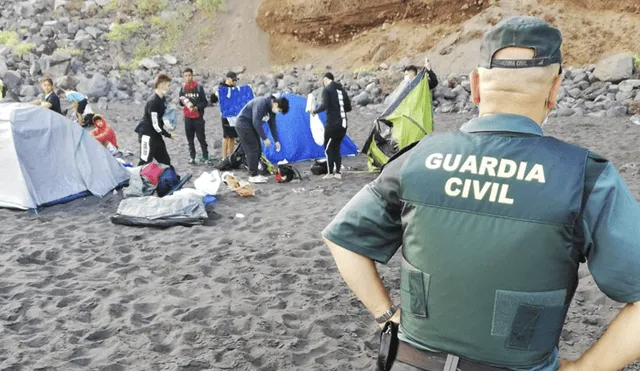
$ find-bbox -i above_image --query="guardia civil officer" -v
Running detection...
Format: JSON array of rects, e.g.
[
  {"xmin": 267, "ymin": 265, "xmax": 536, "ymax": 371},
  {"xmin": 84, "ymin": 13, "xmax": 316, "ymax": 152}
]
[{"xmin": 323, "ymin": 16, "xmax": 640, "ymax": 371}]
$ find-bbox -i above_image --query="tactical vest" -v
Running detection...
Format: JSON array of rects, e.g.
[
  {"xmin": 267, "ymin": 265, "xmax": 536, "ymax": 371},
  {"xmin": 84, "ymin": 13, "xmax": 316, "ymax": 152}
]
[{"xmin": 397, "ymin": 131, "xmax": 589, "ymax": 368}]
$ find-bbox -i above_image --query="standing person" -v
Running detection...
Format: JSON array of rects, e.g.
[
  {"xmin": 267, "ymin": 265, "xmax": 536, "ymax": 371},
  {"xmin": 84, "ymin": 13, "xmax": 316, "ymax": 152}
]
[
  {"xmin": 312, "ymin": 72, "xmax": 352, "ymax": 180},
  {"xmin": 31, "ymin": 76, "xmax": 62, "ymax": 115},
  {"xmin": 235, "ymin": 94, "xmax": 289, "ymax": 183},
  {"xmin": 57, "ymin": 89, "xmax": 94, "ymax": 127},
  {"xmin": 323, "ymin": 16, "xmax": 640, "ymax": 371},
  {"xmin": 179, "ymin": 68, "xmax": 211, "ymax": 165},
  {"xmin": 138, "ymin": 73, "xmax": 175, "ymax": 166},
  {"xmin": 214, "ymin": 72, "xmax": 240, "ymax": 159},
  {"xmin": 403, "ymin": 57, "xmax": 438, "ymax": 90}
]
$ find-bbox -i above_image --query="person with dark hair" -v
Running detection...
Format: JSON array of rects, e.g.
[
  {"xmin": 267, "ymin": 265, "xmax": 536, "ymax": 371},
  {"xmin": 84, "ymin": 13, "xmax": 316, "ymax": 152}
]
[
  {"xmin": 312, "ymin": 72, "xmax": 352, "ymax": 180},
  {"xmin": 235, "ymin": 94, "xmax": 289, "ymax": 183},
  {"xmin": 32, "ymin": 76, "xmax": 62, "ymax": 115},
  {"xmin": 214, "ymin": 71, "xmax": 240, "ymax": 159},
  {"xmin": 179, "ymin": 68, "xmax": 211, "ymax": 165},
  {"xmin": 57, "ymin": 89, "xmax": 94, "ymax": 127},
  {"xmin": 138, "ymin": 73, "xmax": 175, "ymax": 166},
  {"xmin": 404, "ymin": 57, "xmax": 439, "ymax": 90}
]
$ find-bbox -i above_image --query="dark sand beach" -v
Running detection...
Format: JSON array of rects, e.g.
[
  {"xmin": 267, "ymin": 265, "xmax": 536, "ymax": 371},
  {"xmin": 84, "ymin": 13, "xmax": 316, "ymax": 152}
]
[{"xmin": 1, "ymin": 104, "xmax": 639, "ymax": 371}]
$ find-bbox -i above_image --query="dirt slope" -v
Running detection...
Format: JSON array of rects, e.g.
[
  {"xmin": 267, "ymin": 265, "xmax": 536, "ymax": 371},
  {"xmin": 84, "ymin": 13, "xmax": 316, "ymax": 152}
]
[{"xmin": 178, "ymin": 0, "xmax": 640, "ymax": 75}]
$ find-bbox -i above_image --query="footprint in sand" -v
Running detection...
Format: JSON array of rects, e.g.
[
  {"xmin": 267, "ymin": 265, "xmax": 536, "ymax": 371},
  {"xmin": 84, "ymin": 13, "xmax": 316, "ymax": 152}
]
[{"xmin": 282, "ymin": 313, "xmax": 301, "ymax": 329}]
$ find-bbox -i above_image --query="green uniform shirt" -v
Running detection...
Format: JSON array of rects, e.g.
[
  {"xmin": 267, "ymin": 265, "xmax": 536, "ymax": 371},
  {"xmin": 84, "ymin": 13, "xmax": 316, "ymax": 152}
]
[{"xmin": 323, "ymin": 114, "xmax": 640, "ymax": 369}]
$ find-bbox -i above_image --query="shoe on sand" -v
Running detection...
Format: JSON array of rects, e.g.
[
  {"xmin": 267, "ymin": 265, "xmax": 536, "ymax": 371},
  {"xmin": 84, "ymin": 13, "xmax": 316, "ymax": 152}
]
[
  {"xmin": 322, "ymin": 174, "xmax": 334, "ymax": 180},
  {"xmin": 334, "ymin": 173, "xmax": 342, "ymax": 180},
  {"xmin": 188, "ymin": 158, "xmax": 196, "ymax": 165},
  {"xmin": 249, "ymin": 175, "xmax": 268, "ymax": 183}
]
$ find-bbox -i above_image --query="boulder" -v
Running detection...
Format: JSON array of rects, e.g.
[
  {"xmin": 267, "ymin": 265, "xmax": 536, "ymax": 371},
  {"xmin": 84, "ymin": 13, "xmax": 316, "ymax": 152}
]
[
  {"xmin": 619, "ymin": 79, "xmax": 640, "ymax": 92},
  {"xmin": 139, "ymin": 58, "xmax": 160, "ymax": 70},
  {"xmin": 606, "ymin": 105, "xmax": 628, "ymax": 117},
  {"xmin": 353, "ymin": 92, "xmax": 372, "ymax": 106},
  {"xmin": 628, "ymin": 101, "xmax": 640, "ymax": 115},
  {"xmin": 3, "ymin": 71, "xmax": 23, "ymax": 90},
  {"xmin": 77, "ymin": 73, "xmax": 109, "ymax": 99},
  {"xmin": 19, "ymin": 84, "xmax": 38, "ymax": 97},
  {"xmin": 163, "ymin": 54, "xmax": 178, "ymax": 65},
  {"xmin": 594, "ymin": 54, "xmax": 634, "ymax": 82}
]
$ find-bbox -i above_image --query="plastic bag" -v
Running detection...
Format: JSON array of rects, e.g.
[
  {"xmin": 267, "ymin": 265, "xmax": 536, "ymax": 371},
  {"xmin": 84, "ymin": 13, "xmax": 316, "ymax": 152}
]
[{"xmin": 194, "ymin": 170, "xmax": 223, "ymax": 196}]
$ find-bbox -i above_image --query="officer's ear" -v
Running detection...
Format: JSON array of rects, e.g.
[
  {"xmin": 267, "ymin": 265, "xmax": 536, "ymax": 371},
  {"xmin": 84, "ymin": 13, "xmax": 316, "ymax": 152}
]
[
  {"xmin": 470, "ymin": 70, "xmax": 480, "ymax": 105},
  {"xmin": 547, "ymin": 73, "xmax": 563, "ymax": 110}
]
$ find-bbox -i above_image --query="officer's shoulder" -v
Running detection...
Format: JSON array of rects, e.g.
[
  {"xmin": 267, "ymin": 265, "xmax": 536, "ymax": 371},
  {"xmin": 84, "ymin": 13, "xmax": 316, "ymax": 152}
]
[
  {"xmin": 380, "ymin": 141, "xmax": 420, "ymax": 171},
  {"xmin": 586, "ymin": 150, "xmax": 608, "ymax": 163}
]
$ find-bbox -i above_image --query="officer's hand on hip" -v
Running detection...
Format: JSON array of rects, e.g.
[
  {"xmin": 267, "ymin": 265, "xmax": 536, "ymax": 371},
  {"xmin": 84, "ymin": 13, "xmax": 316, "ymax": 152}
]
[
  {"xmin": 275, "ymin": 142, "xmax": 281, "ymax": 152},
  {"xmin": 264, "ymin": 139, "xmax": 272, "ymax": 147}
]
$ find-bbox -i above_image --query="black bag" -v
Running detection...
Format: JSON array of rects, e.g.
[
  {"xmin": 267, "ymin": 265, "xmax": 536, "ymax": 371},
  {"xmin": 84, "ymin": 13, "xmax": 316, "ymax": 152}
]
[
  {"xmin": 310, "ymin": 159, "xmax": 328, "ymax": 175},
  {"xmin": 376, "ymin": 321, "xmax": 399, "ymax": 371},
  {"xmin": 217, "ymin": 144, "xmax": 245, "ymax": 171},
  {"xmin": 275, "ymin": 164, "xmax": 302, "ymax": 183}
]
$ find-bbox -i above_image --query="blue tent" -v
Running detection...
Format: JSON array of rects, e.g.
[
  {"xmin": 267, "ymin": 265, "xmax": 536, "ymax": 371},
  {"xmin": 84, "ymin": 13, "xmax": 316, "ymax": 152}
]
[{"xmin": 260, "ymin": 94, "xmax": 358, "ymax": 164}]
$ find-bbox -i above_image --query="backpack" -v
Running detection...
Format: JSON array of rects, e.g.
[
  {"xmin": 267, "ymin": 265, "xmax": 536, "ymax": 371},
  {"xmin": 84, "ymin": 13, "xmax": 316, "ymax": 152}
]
[
  {"xmin": 275, "ymin": 164, "xmax": 302, "ymax": 183},
  {"xmin": 310, "ymin": 159, "xmax": 328, "ymax": 175},
  {"xmin": 156, "ymin": 166, "xmax": 181, "ymax": 197},
  {"xmin": 217, "ymin": 144, "xmax": 245, "ymax": 171}
]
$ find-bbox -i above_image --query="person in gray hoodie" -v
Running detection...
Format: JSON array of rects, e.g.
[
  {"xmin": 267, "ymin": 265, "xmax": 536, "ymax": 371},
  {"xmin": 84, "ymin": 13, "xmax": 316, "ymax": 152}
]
[{"xmin": 235, "ymin": 94, "xmax": 290, "ymax": 183}]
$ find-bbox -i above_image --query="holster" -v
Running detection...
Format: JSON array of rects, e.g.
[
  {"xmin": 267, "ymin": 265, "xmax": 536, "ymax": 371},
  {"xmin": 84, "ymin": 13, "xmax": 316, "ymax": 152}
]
[{"xmin": 376, "ymin": 321, "xmax": 399, "ymax": 371}]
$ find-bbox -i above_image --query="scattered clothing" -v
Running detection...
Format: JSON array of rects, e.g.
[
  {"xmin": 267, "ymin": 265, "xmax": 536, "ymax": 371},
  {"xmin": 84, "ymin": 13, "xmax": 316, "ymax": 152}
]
[{"xmin": 90, "ymin": 114, "xmax": 118, "ymax": 149}]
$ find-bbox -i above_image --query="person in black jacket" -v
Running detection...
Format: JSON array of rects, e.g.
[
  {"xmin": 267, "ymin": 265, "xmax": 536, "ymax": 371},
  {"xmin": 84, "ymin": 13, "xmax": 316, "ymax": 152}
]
[
  {"xmin": 311, "ymin": 72, "xmax": 352, "ymax": 180},
  {"xmin": 179, "ymin": 68, "xmax": 210, "ymax": 165},
  {"xmin": 138, "ymin": 73, "xmax": 175, "ymax": 166},
  {"xmin": 31, "ymin": 76, "xmax": 62, "ymax": 115},
  {"xmin": 404, "ymin": 57, "xmax": 439, "ymax": 90}
]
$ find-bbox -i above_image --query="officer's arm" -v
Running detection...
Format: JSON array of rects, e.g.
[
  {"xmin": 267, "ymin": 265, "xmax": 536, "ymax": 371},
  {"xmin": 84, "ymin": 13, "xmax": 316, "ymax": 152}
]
[
  {"xmin": 571, "ymin": 159, "xmax": 640, "ymax": 370},
  {"xmin": 323, "ymin": 149, "xmax": 409, "ymax": 322}
]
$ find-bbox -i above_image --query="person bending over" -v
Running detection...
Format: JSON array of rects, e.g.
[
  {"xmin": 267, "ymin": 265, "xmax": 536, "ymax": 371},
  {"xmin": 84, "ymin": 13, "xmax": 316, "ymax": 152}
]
[
  {"xmin": 57, "ymin": 89, "xmax": 94, "ymax": 127},
  {"xmin": 235, "ymin": 94, "xmax": 289, "ymax": 183}
]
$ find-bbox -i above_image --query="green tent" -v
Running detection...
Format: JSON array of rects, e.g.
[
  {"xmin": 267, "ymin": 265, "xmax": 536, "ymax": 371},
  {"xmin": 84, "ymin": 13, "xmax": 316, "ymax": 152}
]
[{"xmin": 362, "ymin": 69, "xmax": 434, "ymax": 171}]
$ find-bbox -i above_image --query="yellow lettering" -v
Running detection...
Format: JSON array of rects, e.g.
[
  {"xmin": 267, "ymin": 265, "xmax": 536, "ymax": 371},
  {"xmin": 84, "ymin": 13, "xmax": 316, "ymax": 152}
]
[
  {"xmin": 425, "ymin": 153, "xmax": 443, "ymax": 170},
  {"xmin": 497, "ymin": 159, "xmax": 517, "ymax": 178},
  {"xmin": 459, "ymin": 155, "xmax": 479, "ymax": 174},
  {"xmin": 443, "ymin": 154, "xmax": 462, "ymax": 172},
  {"xmin": 525, "ymin": 164, "xmax": 546, "ymax": 183},
  {"xmin": 445, "ymin": 177, "xmax": 463, "ymax": 197},
  {"xmin": 478, "ymin": 157, "xmax": 498, "ymax": 176}
]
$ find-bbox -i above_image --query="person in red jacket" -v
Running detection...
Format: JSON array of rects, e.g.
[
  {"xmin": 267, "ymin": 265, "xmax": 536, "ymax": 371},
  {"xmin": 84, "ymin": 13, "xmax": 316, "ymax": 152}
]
[
  {"xmin": 90, "ymin": 114, "xmax": 118, "ymax": 149},
  {"xmin": 179, "ymin": 68, "xmax": 211, "ymax": 165}
]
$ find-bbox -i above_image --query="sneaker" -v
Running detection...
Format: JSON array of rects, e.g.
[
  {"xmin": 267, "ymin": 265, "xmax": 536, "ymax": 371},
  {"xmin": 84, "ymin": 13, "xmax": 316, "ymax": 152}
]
[
  {"xmin": 188, "ymin": 158, "xmax": 196, "ymax": 165},
  {"xmin": 322, "ymin": 174, "xmax": 334, "ymax": 180},
  {"xmin": 334, "ymin": 173, "xmax": 342, "ymax": 180},
  {"xmin": 248, "ymin": 175, "xmax": 268, "ymax": 183}
]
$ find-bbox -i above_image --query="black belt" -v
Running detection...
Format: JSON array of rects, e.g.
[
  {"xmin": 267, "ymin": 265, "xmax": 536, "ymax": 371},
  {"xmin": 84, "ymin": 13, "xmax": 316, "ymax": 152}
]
[{"xmin": 396, "ymin": 342, "xmax": 509, "ymax": 371}]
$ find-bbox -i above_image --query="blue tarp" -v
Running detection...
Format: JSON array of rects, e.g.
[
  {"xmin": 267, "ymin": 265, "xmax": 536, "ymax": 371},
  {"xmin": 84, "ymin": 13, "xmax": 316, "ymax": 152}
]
[
  {"xmin": 218, "ymin": 85, "xmax": 254, "ymax": 118},
  {"xmin": 260, "ymin": 94, "xmax": 359, "ymax": 164}
]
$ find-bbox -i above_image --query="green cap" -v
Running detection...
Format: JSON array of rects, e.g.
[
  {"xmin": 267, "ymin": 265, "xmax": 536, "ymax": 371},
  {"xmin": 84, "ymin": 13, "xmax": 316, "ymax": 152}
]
[{"xmin": 479, "ymin": 16, "xmax": 562, "ymax": 71}]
